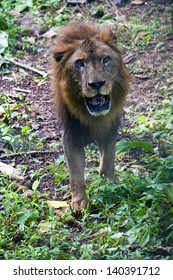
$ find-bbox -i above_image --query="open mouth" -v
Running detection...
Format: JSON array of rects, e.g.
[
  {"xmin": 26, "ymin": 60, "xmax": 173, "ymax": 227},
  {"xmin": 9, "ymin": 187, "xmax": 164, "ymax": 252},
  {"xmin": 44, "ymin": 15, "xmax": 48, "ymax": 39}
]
[{"xmin": 85, "ymin": 94, "xmax": 111, "ymax": 115}]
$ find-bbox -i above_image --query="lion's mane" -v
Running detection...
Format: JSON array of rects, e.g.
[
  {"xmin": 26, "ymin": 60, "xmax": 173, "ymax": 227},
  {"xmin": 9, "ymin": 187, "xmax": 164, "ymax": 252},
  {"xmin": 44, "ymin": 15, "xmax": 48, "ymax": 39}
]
[{"xmin": 51, "ymin": 22, "xmax": 130, "ymax": 137}]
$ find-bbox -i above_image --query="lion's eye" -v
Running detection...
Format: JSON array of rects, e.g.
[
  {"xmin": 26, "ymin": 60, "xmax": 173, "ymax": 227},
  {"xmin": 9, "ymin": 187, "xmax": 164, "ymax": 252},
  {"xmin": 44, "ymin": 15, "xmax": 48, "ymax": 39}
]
[
  {"xmin": 103, "ymin": 56, "xmax": 111, "ymax": 65},
  {"xmin": 75, "ymin": 59, "xmax": 85, "ymax": 69}
]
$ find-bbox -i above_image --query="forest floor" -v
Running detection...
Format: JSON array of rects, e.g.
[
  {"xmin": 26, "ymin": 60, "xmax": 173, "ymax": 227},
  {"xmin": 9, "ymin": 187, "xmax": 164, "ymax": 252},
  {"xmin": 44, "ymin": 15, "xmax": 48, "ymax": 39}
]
[
  {"xmin": 0, "ymin": 0, "xmax": 173, "ymax": 260},
  {"xmin": 1, "ymin": 0, "xmax": 172, "ymax": 195}
]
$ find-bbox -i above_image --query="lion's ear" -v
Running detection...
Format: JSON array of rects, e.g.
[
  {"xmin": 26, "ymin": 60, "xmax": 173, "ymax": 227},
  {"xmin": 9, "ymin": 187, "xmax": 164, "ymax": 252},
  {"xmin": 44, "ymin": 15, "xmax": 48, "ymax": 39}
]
[
  {"xmin": 109, "ymin": 29, "xmax": 117, "ymax": 42},
  {"xmin": 53, "ymin": 52, "xmax": 64, "ymax": 62}
]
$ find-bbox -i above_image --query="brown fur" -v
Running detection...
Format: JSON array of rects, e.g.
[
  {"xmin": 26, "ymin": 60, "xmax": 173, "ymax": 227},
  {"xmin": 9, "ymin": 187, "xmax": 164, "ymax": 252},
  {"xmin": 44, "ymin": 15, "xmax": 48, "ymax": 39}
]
[{"xmin": 51, "ymin": 22, "xmax": 130, "ymax": 209}]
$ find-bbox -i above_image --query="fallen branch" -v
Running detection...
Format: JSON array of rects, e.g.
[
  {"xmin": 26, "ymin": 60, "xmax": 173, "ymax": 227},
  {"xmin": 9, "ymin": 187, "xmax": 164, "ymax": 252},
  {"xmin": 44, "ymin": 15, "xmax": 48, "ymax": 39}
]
[
  {"xmin": 0, "ymin": 150, "xmax": 56, "ymax": 159},
  {"xmin": 154, "ymin": 246, "xmax": 173, "ymax": 255},
  {"xmin": 5, "ymin": 57, "xmax": 47, "ymax": 78}
]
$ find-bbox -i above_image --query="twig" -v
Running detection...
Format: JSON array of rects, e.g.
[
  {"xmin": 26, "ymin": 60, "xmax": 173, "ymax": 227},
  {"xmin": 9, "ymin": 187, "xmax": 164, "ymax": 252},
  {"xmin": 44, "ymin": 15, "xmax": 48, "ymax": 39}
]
[
  {"xmin": 106, "ymin": 0, "xmax": 114, "ymax": 6},
  {"xmin": 127, "ymin": 244, "xmax": 173, "ymax": 255},
  {"xmin": 5, "ymin": 57, "xmax": 47, "ymax": 78},
  {"xmin": 155, "ymin": 246, "xmax": 173, "ymax": 254},
  {"xmin": 14, "ymin": 88, "xmax": 32, "ymax": 94},
  {"xmin": 123, "ymin": 53, "xmax": 135, "ymax": 64},
  {"xmin": 0, "ymin": 150, "xmax": 57, "ymax": 159}
]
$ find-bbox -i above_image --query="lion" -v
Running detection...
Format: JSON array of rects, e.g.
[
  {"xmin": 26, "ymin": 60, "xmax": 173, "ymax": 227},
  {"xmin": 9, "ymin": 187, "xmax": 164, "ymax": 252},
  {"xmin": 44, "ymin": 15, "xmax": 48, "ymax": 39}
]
[{"xmin": 51, "ymin": 22, "xmax": 130, "ymax": 210}]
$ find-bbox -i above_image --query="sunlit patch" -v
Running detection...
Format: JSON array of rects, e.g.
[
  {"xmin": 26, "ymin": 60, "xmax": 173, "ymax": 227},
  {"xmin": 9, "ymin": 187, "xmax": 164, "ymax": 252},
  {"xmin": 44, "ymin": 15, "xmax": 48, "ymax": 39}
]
[{"xmin": 85, "ymin": 94, "xmax": 111, "ymax": 116}]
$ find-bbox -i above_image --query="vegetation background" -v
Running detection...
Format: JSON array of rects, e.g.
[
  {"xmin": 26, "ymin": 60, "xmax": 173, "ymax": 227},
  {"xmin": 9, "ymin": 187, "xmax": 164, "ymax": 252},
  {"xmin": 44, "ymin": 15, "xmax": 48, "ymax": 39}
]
[{"xmin": 0, "ymin": 0, "xmax": 173, "ymax": 260}]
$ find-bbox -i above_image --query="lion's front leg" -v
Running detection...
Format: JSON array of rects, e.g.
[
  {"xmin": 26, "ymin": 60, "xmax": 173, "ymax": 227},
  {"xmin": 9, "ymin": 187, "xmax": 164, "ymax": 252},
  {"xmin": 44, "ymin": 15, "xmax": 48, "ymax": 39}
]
[
  {"xmin": 63, "ymin": 132, "xmax": 88, "ymax": 210},
  {"xmin": 98, "ymin": 138, "xmax": 119, "ymax": 184}
]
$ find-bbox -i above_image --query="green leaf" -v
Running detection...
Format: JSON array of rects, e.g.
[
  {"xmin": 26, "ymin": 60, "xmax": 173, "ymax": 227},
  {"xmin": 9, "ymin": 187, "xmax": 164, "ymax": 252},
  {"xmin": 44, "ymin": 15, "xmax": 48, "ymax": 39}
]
[
  {"xmin": 92, "ymin": 8, "xmax": 105, "ymax": 18},
  {"xmin": 140, "ymin": 230, "xmax": 150, "ymax": 247},
  {"xmin": 21, "ymin": 126, "xmax": 30, "ymax": 135},
  {"xmin": 153, "ymin": 131, "xmax": 166, "ymax": 139},
  {"xmin": 102, "ymin": 14, "xmax": 112, "ymax": 20},
  {"xmin": 116, "ymin": 140, "xmax": 130, "ymax": 154},
  {"xmin": 55, "ymin": 154, "xmax": 65, "ymax": 165},
  {"xmin": 0, "ymin": 55, "xmax": 5, "ymax": 67},
  {"xmin": 15, "ymin": 0, "xmax": 33, "ymax": 13},
  {"xmin": 166, "ymin": 122, "xmax": 173, "ymax": 130},
  {"xmin": 130, "ymin": 140, "xmax": 154, "ymax": 152},
  {"xmin": 137, "ymin": 114, "xmax": 147, "ymax": 123},
  {"xmin": 32, "ymin": 180, "xmax": 39, "ymax": 191},
  {"xmin": 167, "ymin": 185, "xmax": 173, "ymax": 202},
  {"xmin": 18, "ymin": 209, "xmax": 38, "ymax": 231},
  {"xmin": 116, "ymin": 140, "xmax": 154, "ymax": 154}
]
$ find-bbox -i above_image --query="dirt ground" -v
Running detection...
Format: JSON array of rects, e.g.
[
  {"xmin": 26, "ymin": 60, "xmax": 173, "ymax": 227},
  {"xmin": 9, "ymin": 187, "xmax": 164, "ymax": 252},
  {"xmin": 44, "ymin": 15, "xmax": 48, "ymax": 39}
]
[{"xmin": 0, "ymin": 0, "xmax": 173, "ymax": 198}]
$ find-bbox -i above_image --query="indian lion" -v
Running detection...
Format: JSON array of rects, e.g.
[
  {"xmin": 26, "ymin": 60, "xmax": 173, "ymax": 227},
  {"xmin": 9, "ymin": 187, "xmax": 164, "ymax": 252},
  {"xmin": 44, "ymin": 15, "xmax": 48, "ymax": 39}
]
[{"xmin": 51, "ymin": 22, "xmax": 130, "ymax": 210}]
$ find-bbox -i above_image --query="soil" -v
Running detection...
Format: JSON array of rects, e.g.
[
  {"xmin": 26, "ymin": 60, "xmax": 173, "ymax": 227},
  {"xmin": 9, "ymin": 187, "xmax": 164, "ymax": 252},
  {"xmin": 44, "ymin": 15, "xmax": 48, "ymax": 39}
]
[{"xmin": 0, "ymin": 0, "xmax": 173, "ymax": 199}]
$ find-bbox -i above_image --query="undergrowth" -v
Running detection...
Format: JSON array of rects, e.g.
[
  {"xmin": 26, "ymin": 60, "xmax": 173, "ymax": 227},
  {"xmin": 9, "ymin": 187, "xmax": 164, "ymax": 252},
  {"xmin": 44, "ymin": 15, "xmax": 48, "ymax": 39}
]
[{"xmin": 0, "ymin": 0, "xmax": 173, "ymax": 260}]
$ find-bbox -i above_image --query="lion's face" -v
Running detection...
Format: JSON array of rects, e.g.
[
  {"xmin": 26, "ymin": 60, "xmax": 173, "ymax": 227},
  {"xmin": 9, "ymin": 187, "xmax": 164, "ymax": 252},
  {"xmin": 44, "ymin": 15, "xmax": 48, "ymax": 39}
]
[{"xmin": 67, "ymin": 40, "xmax": 119, "ymax": 116}]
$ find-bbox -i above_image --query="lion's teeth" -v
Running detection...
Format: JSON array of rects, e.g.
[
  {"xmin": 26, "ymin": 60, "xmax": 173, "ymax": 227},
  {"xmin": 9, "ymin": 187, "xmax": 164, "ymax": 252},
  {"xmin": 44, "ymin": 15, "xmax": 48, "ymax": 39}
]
[
  {"xmin": 101, "ymin": 97, "xmax": 105, "ymax": 104},
  {"xmin": 88, "ymin": 95, "xmax": 107, "ymax": 106}
]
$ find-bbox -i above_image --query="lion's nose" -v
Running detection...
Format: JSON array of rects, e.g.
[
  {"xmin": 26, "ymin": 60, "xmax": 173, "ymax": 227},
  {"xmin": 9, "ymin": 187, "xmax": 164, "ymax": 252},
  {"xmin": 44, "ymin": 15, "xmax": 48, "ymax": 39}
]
[{"xmin": 88, "ymin": 81, "xmax": 105, "ymax": 90}]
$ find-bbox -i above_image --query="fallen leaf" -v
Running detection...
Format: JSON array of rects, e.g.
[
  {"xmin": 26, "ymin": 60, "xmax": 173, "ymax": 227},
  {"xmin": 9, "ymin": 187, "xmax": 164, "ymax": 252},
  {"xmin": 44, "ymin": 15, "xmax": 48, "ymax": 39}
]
[
  {"xmin": 0, "ymin": 161, "xmax": 24, "ymax": 181},
  {"xmin": 47, "ymin": 200, "xmax": 69, "ymax": 209},
  {"xmin": 134, "ymin": 74, "xmax": 149, "ymax": 79},
  {"xmin": 66, "ymin": 0, "xmax": 87, "ymax": 5},
  {"xmin": 27, "ymin": 37, "xmax": 35, "ymax": 43},
  {"xmin": 0, "ymin": 31, "xmax": 8, "ymax": 54},
  {"xmin": 135, "ymin": 32, "xmax": 150, "ymax": 43},
  {"xmin": 131, "ymin": 0, "xmax": 144, "ymax": 4},
  {"xmin": 57, "ymin": 7, "xmax": 65, "ymax": 14},
  {"xmin": 38, "ymin": 220, "xmax": 56, "ymax": 233},
  {"xmin": 123, "ymin": 53, "xmax": 135, "ymax": 64},
  {"xmin": 23, "ymin": 189, "xmax": 33, "ymax": 198},
  {"xmin": 41, "ymin": 28, "xmax": 58, "ymax": 38}
]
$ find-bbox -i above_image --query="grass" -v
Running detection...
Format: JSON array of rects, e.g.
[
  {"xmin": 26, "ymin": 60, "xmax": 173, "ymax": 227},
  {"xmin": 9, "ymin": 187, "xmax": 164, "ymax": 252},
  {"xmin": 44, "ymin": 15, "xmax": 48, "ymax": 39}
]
[
  {"xmin": 0, "ymin": 0, "xmax": 173, "ymax": 260},
  {"xmin": 1, "ymin": 162, "xmax": 173, "ymax": 260}
]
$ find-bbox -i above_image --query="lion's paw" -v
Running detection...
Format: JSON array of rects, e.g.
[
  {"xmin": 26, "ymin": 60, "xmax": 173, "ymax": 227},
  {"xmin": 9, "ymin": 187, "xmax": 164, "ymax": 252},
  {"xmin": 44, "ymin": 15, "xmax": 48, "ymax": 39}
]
[
  {"xmin": 71, "ymin": 193, "xmax": 88, "ymax": 210},
  {"xmin": 100, "ymin": 170, "xmax": 120, "ymax": 184},
  {"xmin": 111, "ymin": 175, "xmax": 120, "ymax": 184}
]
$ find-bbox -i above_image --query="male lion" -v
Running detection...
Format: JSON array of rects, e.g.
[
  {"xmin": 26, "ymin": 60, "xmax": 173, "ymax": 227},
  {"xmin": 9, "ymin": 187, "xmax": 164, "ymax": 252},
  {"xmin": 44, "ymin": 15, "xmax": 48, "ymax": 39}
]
[{"xmin": 51, "ymin": 23, "xmax": 130, "ymax": 210}]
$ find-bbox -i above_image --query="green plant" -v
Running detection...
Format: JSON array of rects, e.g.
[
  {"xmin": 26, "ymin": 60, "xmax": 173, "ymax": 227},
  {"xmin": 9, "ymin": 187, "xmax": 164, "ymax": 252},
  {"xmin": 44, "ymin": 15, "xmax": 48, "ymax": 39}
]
[{"xmin": 0, "ymin": 0, "xmax": 173, "ymax": 261}]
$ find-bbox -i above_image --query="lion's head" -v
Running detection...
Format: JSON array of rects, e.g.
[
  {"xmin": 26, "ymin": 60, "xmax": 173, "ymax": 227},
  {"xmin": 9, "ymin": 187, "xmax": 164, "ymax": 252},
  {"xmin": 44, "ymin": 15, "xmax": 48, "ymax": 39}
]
[{"xmin": 51, "ymin": 23, "xmax": 130, "ymax": 126}]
